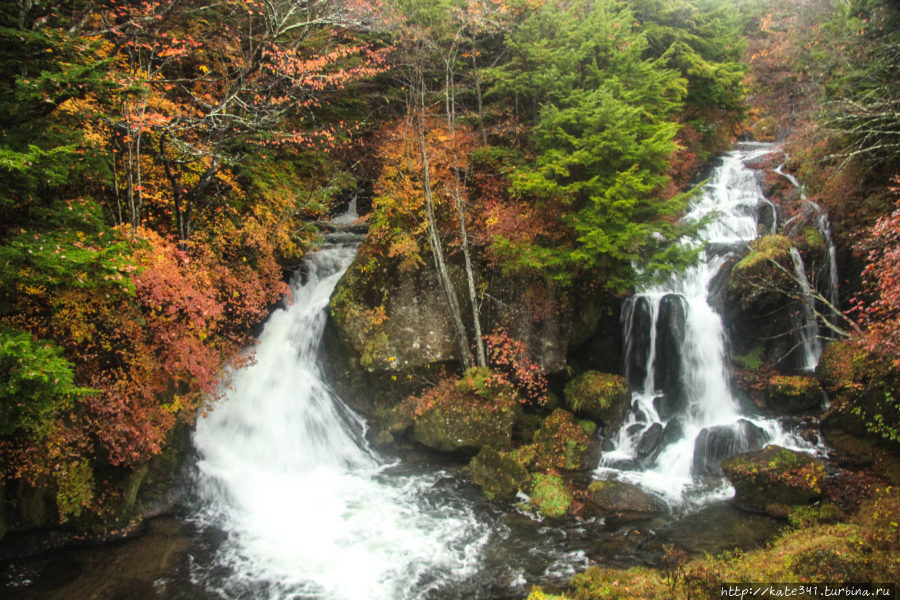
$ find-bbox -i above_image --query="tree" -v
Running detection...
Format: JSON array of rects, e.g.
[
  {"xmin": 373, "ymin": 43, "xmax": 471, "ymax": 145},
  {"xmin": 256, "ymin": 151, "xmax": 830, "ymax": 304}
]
[{"xmin": 488, "ymin": 0, "xmax": 697, "ymax": 289}]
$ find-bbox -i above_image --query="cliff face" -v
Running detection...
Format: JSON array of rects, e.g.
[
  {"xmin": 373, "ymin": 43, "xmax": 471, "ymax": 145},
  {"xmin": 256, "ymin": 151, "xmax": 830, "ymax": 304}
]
[{"xmin": 327, "ymin": 247, "xmax": 617, "ymax": 380}]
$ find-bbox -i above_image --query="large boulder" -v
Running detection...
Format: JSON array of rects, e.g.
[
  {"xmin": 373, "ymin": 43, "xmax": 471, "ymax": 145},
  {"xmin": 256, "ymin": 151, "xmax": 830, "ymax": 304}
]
[
  {"xmin": 721, "ymin": 445, "xmax": 825, "ymax": 517},
  {"xmin": 563, "ymin": 371, "xmax": 631, "ymax": 431},
  {"xmin": 692, "ymin": 419, "xmax": 770, "ymax": 476},
  {"xmin": 402, "ymin": 369, "xmax": 522, "ymax": 454},
  {"xmin": 764, "ymin": 374, "xmax": 824, "ymax": 414},
  {"xmin": 528, "ymin": 409, "xmax": 601, "ymax": 472},
  {"xmin": 468, "ymin": 446, "xmax": 529, "ymax": 503},
  {"xmin": 330, "ymin": 250, "xmax": 600, "ymax": 375},
  {"xmin": 585, "ymin": 480, "xmax": 665, "ymax": 521}
]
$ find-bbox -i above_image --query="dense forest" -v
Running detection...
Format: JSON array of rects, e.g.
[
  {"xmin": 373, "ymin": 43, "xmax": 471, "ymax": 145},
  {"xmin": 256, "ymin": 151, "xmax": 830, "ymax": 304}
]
[{"xmin": 1, "ymin": 0, "xmax": 898, "ymax": 597}]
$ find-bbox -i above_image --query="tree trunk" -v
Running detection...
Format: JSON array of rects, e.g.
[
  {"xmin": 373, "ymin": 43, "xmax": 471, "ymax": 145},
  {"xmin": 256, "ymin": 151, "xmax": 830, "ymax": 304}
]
[
  {"xmin": 416, "ymin": 84, "xmax": 473, "ymax": 370},
  {"xmin": 444, "ymin": 60, "xmax": 487, "ymax": 368}
]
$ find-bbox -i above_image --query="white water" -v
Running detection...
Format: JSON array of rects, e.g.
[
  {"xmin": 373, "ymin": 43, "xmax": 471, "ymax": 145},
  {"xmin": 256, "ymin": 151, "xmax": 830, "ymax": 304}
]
[
  {"xmin": 598, "ymin": 143, "xmax": 811, "ymax": 504},
  {"xmin": 193, "ymin": 247, "xmax": 487, "ymax": 600},
  {"xmin": 790, "ymin": 246, "xmax": 824, "ymax": 370}
]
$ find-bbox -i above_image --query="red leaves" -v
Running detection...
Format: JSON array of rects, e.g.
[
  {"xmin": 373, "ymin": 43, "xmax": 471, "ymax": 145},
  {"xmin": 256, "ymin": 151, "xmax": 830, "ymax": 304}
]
[
  {"xmin": 851, "ymin": 177, "xmax": 900, "ymax": 367},
  {"xmin": 483, "ymin": 327, "xmax": 548, "ymax": 403}
]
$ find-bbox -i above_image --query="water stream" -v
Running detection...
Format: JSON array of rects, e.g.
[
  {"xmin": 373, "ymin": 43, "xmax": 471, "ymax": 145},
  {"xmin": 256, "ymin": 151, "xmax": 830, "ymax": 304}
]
[
  {"xmin": 191, "ymin": 248, "xmax": 490, "ymax": 600},
  {"xmin": 598, "ymin": 143, "xmax": 817, "ymax": 504}
]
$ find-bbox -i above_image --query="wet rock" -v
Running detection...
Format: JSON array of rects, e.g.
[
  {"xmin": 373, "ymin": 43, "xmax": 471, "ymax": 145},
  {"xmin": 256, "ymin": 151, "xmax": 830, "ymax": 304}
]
[
  {"xmin": 623, "ymin": 297, "xmax": 653, "ymax": 388},
  {"xmin": 468, "ymin": 447, "xmax": 529, "ymax": 503},
  {"xmin": 635, "ymin": 423, "xmax": 664, "ymax": 459},
  {"xmin": 653, "ymin": 294, "xmax": 688, "ymax": 416},
  {"xmin": 626, "ymin": 423, "xmax": 644, "ymax": 437},
  {"xmin": 764, "ymin": 374, "xmax": 824, "ymax": 414},
  {"xmin": 691, "ymin": 419, "xmax": 769, "ymax": 476},
  {"xmin": 563, "ymin": 371, "xmax": 631, "ymax": 431},
  {"xmin": 330, "ymin": 258, "xmax": 458, "ymax": 372},
  {"xmin": 585, "ymin": 480, "xmax": 665, "ymax": 521},
  {"xmin": 661, "ymin": 418, "xmax": 685, "ymax": 448},
  {"xmin": 721, "ymin": 445, "xmax": 825, "ymax": 518}
]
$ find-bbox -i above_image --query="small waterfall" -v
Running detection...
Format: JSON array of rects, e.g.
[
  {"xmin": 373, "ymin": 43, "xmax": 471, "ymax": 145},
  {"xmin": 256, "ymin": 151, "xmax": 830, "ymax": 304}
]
[
  {"xmin": 817, "ymin": 213, "xmax": 840, "ymax": 320},
  {"xmin": 789, "ymin": 246, "xmax": 823, "ymax": 370},
  {"xmin": 192, "ymin": 245, "xmax": 487, "ymax": 600},
  {"xmin": 599, "ymin": 143, "xmax": 809, "ymax": 504}
]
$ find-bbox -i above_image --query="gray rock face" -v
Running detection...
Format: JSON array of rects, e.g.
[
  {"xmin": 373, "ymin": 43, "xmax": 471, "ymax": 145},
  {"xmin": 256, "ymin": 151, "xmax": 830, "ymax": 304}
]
[
  {"xmin": 691, "ymin": 418, "xmax": 770, "ymax": 476},
  {"xmin": 585, "ymin": 480, "xmax": 666, "ymax": 521},
  {"xmin": 330, "ymin": 253, "xmax": 598, "ymax": 374}
]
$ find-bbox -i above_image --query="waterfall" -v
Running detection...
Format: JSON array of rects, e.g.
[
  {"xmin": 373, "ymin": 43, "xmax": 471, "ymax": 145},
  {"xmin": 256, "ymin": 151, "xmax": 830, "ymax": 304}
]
[
  {"xmin": 817, "ymin": 212, "xmax": 840, "ymax": 320},
  {"xmin": 192, "ymin": 245, "xmax": 487, "ymax": 600},
  {"xmin": 599, "ymin": 143, "xmax": 809, "ymax": 504},
  {"xmin": 790, "ymin": 246, "xmax": 823, "ymax": 370}
]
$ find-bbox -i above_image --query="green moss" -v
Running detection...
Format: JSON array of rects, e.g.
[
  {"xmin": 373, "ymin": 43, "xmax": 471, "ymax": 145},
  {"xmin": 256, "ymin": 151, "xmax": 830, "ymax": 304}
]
[
  {"xmin": 788, "ymin": 502, "xmax": 844, "ymax": 528},
  {"xmin": 530, "ymin": 473, "xmax": 572, "ymax": 518},
  {"xmin": 722, "ymin": 445, "xmax": 825, "ymax": 515},
  {"xmin": 733, "ymin": 234, "xmax": 792, "ymax": 274},
  {"xmin": 556, "ymin": 487, "xmax": 899, "ymax": 599},
  {"xmin": 532, "ymin": 409, "xmax": 595, "ymax": 472},
  {"xmin": 735, "ymin": 347, "xmax": 764, "ymax": 370},
  {"xmin": 563, "ymin": 371, "xmax": 630, "ymax": 427},
  {"xmin": 800, "ymin": 227, "xmax": 826, "ymax": 253},
  {"xmin": 578, "ymin": 419, "xmax": 598, "ymax": 437},
  {"xmin": 455, "ymin": 367, "xmax": 512, "ymax": 400},
  {"xmin": 468, "ymin": 446, "xmax": 529, "ymax": 502}
]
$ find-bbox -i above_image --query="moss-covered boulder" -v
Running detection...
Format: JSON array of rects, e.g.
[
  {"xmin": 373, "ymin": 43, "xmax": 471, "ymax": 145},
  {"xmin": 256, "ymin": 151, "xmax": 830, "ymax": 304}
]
[
  {"xmin": 526, "ymin": 409, "xmax": 600, "ymax": 472},
  {"xmin": 563, "ymin": 371, "xmax": 630, "ymax": 430},
  {"xmin": 585, "ymin": 480, "xmax": 665, "ymax": 521},
  {"xmin": 529, "ymin": 473, "xmax": 573, "ymax": 518},
  {"xmin": 722, "ymin": 445, "xmax": 825, "ymax": 517},
  {"xmin": 402, "ymin": 369, "xmax": 521, "ymax": 454},
  {"xmin": 467, "ymin": 446, "xmax": 529, "ymax": 502},
  {"xmin": 764, "ymin": 374, "xmax": 823, "ymax": 414},
  {"xmin": 729, "ymin": 234, "xmax": 794, "ymax": 308}
]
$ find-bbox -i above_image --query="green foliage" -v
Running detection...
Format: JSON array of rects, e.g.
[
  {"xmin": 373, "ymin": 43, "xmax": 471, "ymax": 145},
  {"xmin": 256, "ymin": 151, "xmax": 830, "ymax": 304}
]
[
  {"xmin": 489, "ymin": 0, "xmax": 704, "ymax": 289},
  {"xmin": 852, "ymin": 390, "xmax": 900, "ymax": 444},
  {"xmin": 820, "ymin": 0, "xmax": 900, "ymax": 173},
  {"xmin": 55, "ymin": 459, "xmax": 96, "ymax": 522},
  {"xmin": 0, "ymin": 326, "xmax": 95, "ymax": 437},
  {"xmin": 789, "ymin": 502, "xmax": 844, "ymax": 528}
]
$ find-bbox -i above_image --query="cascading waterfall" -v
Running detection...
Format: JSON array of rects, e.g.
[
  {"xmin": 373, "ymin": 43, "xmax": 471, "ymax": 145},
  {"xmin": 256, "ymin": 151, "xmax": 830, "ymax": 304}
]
[
  {"xmin": 192, "ymin": 245, "xmax": 487, "ymax": 600},
  {"xmin": 789, "ymin": 246, "xmax": 824, "ymax": 370},
  {"xmin": 598, "ymin": 143, "xmax": 813, "ymax": 504}
]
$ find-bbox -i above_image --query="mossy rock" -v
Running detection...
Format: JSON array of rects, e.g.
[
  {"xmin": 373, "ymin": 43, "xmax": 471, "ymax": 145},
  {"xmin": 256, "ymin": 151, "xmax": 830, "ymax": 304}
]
[
  {"xmin": 585, "ymin": 480, "xmax": 664, "ymax": 521},
  {"xmin": 529, "ymin": 473, "xmax": 572, "ymax": 518},
  {"xmin": 764, "ymin": 374, "xmax": 823, "ymax": 414},
  {"xmin": 722, "ymin": 445, "xmax": 825, "ymax": 517},
  {"xmin": 467, "ymin": 446, "xmax": 529, "ymax": 503},
  {"xmin": 729, "ymin": 234, "xmax": 795, "ymax": 308},
  {"xmin": 409, "ymin": 373, "xmax": 521, "ymax": 454},
  {"xmin": 413, "ymin": 399, "xmax": 519, "ymax": 454},
  {"xmin": 563, "ymin": 371, "xmax": 630, "ymax": 430},
  {"xmin": 532, "ymin": 409, "xmax": 600, "ymax": 472},
  {"xmin": 732, "ymin": 234, "xmax": 792, "ymax": 274}
]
